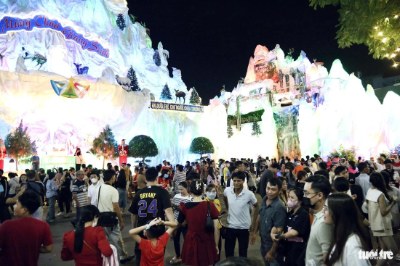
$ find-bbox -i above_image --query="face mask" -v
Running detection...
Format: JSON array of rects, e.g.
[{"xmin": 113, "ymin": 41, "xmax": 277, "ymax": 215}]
[
  {"xmin": 302, "ymin": 197, "xmax": 315, "ymax": 209},
  {"xmin": 91, "ymin": 178, "xmax": 98, "ymax": 184},
  {"xmin": 287, "ymin": 199, "xmax": 298, "ymax": 209},
  {"xmin": 163, "ymin": 174, "xmax": 169, "ymax": 179},
  {"xmin": 206, "ymin": 192, "xmax": 217, "ymax": 200}
]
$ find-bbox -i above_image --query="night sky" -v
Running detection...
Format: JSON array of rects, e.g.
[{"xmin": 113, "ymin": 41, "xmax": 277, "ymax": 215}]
[{"xmin": 127, "ymin": 0, "xmax": 398, "ymax": 102}]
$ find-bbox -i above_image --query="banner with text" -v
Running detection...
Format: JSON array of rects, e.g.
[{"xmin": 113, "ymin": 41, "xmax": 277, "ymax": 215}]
[{"xmin": 150, "ymin": 101, "xmax": 204, "ymax": 113}]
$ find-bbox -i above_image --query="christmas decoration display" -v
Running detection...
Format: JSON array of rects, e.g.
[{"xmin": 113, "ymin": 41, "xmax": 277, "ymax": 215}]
[
  {"xmin": 51, "ymin": 78, "xmax": 90, "ymax": 98},
  {"xmin": 128, "ymin": 135, "xmax": 158, "ymax": 162},
  {"xmin": 160, "ymin": 84, "xmax": 172, "ymax": 100},
  {"xmin": 251, "ymin": 121, "xmax": 262, "ymax": 136},
  {"xmin": 190, "ymin": 87, "xmax": 201, "ymax": 105},
  {"xmin": 116, "ymin": 14, "xmax": 126, "ymax": 31},
  {"xmin": 153, "ymin": 50, "xmax": 161, "ymax": 66},
  {"xmin": 127, "ymin": 67, "xmax": 141, "ymax": 91}
]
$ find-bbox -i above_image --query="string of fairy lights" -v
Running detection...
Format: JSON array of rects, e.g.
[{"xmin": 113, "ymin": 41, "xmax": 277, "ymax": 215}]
[{"xmin": 372, "ymin": 13, "xmax": 400, "ymax": 67}]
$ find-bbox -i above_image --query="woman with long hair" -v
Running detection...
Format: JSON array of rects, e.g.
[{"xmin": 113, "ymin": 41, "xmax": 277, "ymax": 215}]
[
  {"xmin": 61, "ymin": 205, "xmax": 112, "ymax": 265},
  {"xmin": 178, "ymin": 179, "xmax": 220, "ymax": 266},
  {"xmin": 324, "ymin": 193, "xmax": 371, "ymax": 265},
  {"xmin": 362, "ymin": 172, "xmax": 400, "ymax": 264}
]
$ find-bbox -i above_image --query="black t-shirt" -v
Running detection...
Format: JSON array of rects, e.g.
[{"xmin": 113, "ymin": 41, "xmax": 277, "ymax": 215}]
[
  {"xmin": 285, "ymin": 207, "xmax": 310, "ymax": 241},
  {"xmin": 129, "ymin": 185, "xmax": 171, "ymax": 227}
]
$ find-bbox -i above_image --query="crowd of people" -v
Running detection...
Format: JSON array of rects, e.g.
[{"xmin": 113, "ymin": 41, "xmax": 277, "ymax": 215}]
[{"xmin": 0, "ymin": 153, "xmax": 400, "ymax": 266}]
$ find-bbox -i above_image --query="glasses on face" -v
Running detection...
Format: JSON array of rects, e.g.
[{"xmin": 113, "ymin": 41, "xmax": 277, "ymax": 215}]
[{"xmin": 303, "ymin": 191, "xmax": 317, "ymax": 197}]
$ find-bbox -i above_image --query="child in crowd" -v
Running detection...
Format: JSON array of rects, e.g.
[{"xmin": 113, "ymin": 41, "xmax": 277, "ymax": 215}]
[{"xmin": 129, "ymin": 217, "xmax": 176, "ymax": 266}]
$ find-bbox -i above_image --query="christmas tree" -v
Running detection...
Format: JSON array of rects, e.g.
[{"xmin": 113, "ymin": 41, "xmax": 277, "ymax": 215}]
[
  {"xmin": 227, "ymin": 124, "xmax": 233, "ymax": 138},
  {"xmin": 127, "ymin": 66, "xmax": 141, "ymax": 91},
  {"xmin": 190, "ymin": 87, "xmax": 201, "ymax": 105},
  {"xmin": 252, "ymin": 121, "xmax": 262, "ymax": 136},
  {"xmin": 153, "ymin": 50, "xmax": 161, "ymax": 66},
  {"xmin": 160, "ymin": 84, "xmax": 172, "ymax": 100},
  {"xmin": 116, "ymin": 14, "xmax": 126, "ymax": 31}
]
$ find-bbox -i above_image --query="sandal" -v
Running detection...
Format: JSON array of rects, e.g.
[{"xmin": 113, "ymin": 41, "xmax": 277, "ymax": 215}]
[{"xmin": 169, "ymin": 257, "xmax": 182, "ymax": 264}]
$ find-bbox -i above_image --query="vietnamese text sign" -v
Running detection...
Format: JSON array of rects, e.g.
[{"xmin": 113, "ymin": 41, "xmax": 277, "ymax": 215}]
[{"xmin": 150, "ymin": 101, "xmax": 204, "ymax": 112}]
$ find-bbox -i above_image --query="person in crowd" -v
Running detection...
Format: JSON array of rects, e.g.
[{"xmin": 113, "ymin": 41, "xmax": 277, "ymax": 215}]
[
  {"xmin": 118, "ymin": 139, "xmax": 128, "ymax": 167},
  {"xmin": 97, "ymin": 169, "xmax": 132, "ymax": 264},
  {"xmin": 381, "ymin": 171, "xmax": 400, "ymax": 229},
  {"xmin": 224, "ymin": 171, "xmax": 258, "ymax": 258},
  {"xmin": 178, "ymin": 179, "xmax": 220, "ymax": 266},
  {"xmin": 251, "ymin": 177, "xmax": 286, "ymax": 266},
  {"xmin": 0, "ymin": 139, "xmax": 6, "ymax": 171},
  {"xmin": 207, "ymin": 166, "xmax": 218, "ymax": 186},
  {"xmin": 61, "ymin": 205, "xmax": 113, "ymax": 265},
  {"xmin": 356, "ymin": 162, "xmax": 371, "ymax": 198},
  {"xmin": 0, "ymin": 169, "xmax": 11, "ymax": 222},
  {"xmin": 57, "ymin": 169, "xmax": 73, "ymax": 218},
  {"xmin": 129, "ymin": 217, "xmax": 176, "ymax": 266},
  {"xmin": 259, "ymin": 163, "xmax": 279, "ymax": 198},
  {"xmin": 31, "ymin": 151, "xmax": 40, "ymax": 171},
  {"xmin": 136, "ymin": 167, "xmax": 147, "ymax": 190},
  {"xmin": 87, "ymin": 171, "xmax": 103, "ymax": 205},
  {"xmin": 334, "ymin": 166, "xmax": 364, "ymax": 212},
  {"xmin": 314, "ymin": 161, "xmax": 329, "ymax": 179},
  {"xmin": 296, "ymin": 170, "xmax": 308, "ymax": 189},
  {"xmin": 223, "ymin": 161, "xmax": 230, "ymax": 187},
  {"xmin": 170, "ymin": 181, "xmax": 192, "ymax": 264},
  {"xmin": 158, "ymin": 168, "xmax": 171, "ymax": 190},
  {"xmin": 72, "ymin": 170, "xmax": 89, "ymax": 223},
  {"xmin": 74, "ymin": 147, "xmax": 83, "ymax": 171},
  {"xmin": 304, "ymin": 175, "xmax": 333, "ymax": 265},
  {"xmin": 279, "ymin": 178, "xmax": 288, "ymax": 206},
  {"xmin": 25, "ymin": 170, "xmax": 45, "ymax": 220},
  {"xmin": 324, "ymin": 193, "xmax": 371, "ymax": 266},
  {"xmin": 115, "ymin": 167, "xmax": 128, "ymax": 213},
  {"xmin": 276, "ymin": 187, "xmax": 310, "ymax": 266},
  {"xmin": 173, "ymin": 164, "xmax": 186, "ymax": 194},
  {"xmin": 129, "ymin": 167, "xmax": 175, "ymax": 265},
  {"xmin": 382, "ymin": 159, "xmax": 400, "ymax": 187},
  {"xmin": 362, "ymin": 172, "xmax": 400, "ymax": 264},
  {"xmin": 7, "ymin": 172, "xmax": 19, "ymax": 199},
  {"xmin": 45, "ymin": 171, "xmax": 58, "ymax": 223},
  {"xmin": 0, "ymin": 190, "xmax": 53, "ymax": 265}
]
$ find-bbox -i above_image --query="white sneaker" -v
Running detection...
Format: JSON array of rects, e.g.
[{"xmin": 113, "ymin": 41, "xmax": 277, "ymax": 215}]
[{"xmin": 56, "ymin": 212, "xmax": 63, "ymax": 217}]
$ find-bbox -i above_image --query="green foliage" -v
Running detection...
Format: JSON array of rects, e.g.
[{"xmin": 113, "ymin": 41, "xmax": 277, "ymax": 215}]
[
  {"xmin": 190, "ymin": 137, "xmax": 214, "ymax": 156},
  {"xmin": 251, "ymin": 121, "xmax": 262, "ymax": 136},
  {"xmin": 329, "ymin": 145, "xmax": 356, "ymax": 161},
  {"xmin": 160, "ymin": 84, "xmax": 172, "ymax": 100},
  {"xmin": 5, "ymin": 120, "xmax": 36, "ymax": 169},
  {"xmin": 309, "ymin": 0, "xmax": 400, "ymax": 65},
  {"xmin": 129, "ymin": 14, "xmax": 136, "ymax": 24},
  {"xmin": 227, "ymin": 124, "xmax": 233, "ymax": 138},
  {"xmin": 128, "ymin": 135, "xmax": 158, "ymax": 161},
  {"xmin": 189, "ymin": 87, "xmax": 201, "ymax": 105},
  {"xmin": 92, "ymin": 125, "xmax": 118, "ymax": 160},
  {"xmin": 228, "ymin": 109, "xmax": 265, "ymax": 125}
]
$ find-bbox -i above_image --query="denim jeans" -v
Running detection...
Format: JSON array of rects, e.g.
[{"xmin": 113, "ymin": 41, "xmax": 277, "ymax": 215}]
[
  {"xmin": 117, "ymin": 188, "xmax": 127, "ymax": 211},
  {"xmin": 103, "ymin": 224, "xmax": 128, "ymax": 259},
  {"xmin": 46, "ymin": 196, "xmax": 56, "ymax": 221}
]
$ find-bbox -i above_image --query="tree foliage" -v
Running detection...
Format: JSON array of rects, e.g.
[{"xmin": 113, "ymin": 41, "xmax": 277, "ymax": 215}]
[
  {"xmin": 189, "ymin": 87, "xmax": 201, "ymax": 105},
  {"xmin": 189, "ymin": 137, "xmax": 214, "ymax": 157},
  {"xmin": 309, "ymin": 0, "xmax": 400, "ymax": 66},
  {"xmin": 251, "ymin": 121, "xmax": 262, "ymax": 136},
  {"xmin": 5, "ymin": 120, "xmax": 36, "ymax": 169},
  {"xmin": 160, "ymin": 84, "xmax": 172, "ymax": 100},
  {"xmin": 127, "ymin": 66, "xmax": 141, "ymax": 91},
  {"xmin": 116, "ymin": 14, "xmax": 126, "ymax": 31},
  {"xmin": 92, "ymin": 125, "xmax": 118, "ymax": 161},
  {"xmin": 128, "ymin": 135, "xmax": 158, "ymax": 161}
]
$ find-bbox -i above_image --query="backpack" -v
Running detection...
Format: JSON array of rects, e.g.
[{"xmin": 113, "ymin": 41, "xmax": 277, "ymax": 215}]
[{"xmin": 26, "ymin": 181, "xmax": 45, "ymax": 203}]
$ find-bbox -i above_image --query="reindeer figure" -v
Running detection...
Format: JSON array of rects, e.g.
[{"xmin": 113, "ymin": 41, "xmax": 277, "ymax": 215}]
[
  {"xmin": 175, "ymin": 89, "xmax": 186, "ymax": 104},
  {"xmin": 74, "ymin": 63, "xmax": 89, "ymax": 75},
  {"xmin": 31, "ymin": 53, "xmax": 47, "ymax": 69}
]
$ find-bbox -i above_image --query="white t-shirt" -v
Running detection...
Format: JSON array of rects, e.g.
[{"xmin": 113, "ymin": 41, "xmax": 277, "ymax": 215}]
[
  {"xmin": 87, "ymin": 180, "xmax": 104, "ymax": 206},
  {"xmin": 97, "ymin": 184, "xmax": 119, "ymax": 213},
  {"xmin": 330, "ymin": 234, "xmax": 371, "ymax": 266}
]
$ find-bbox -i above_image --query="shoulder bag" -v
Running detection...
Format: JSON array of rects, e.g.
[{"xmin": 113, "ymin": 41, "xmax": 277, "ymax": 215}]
[
  {"xmin": 96, "ymin": 185, "xmax": 119, "ymax": 228},
  {"xmin": 205, "ymin": 201, "xmax": 214, "ymax": 233}
]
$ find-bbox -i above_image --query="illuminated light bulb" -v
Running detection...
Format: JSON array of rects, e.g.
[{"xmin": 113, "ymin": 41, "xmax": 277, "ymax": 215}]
[
  {"xmin": 378, "ymin": 31, "xmax": 383, "ymax": 36},
  {"xmin": 396, "ymin": 48, "xmax": 400, "ymax": 52},
  {"xmin": 385, "ymin": 53, "xmax": 390, "ymax": 57},
  {"xmin": 393, "ymin": 63, "xmax": 398, "ymax": 68},
  {"xmin": 390, "ymin": 53, "xmax": 396, "ymax": 58},
  {"xmin": 374, "ymin": 26, "xmax": 379, "ymax": 30},
  {"xmin": 382, "ymin": 37, "xmax": 388, "ymax": 43},
  {"xmin": 394, "ymin": 15, "xmax": 399, "ymax": 19}
]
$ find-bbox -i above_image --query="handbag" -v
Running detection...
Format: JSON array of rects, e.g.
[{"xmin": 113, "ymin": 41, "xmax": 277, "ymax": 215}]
[
  {"xmin": 205, "ymin": 201, "xmax": 214, "ymax": 233},
  {"xmin": 96, "ymin": 186, "xmax": 119, "ymax": 228}
]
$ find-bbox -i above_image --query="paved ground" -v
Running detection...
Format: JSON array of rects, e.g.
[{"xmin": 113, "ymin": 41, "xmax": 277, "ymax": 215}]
[{"xmin": 37, "ymin": 209, "xmax": 265, "ymax": 266}]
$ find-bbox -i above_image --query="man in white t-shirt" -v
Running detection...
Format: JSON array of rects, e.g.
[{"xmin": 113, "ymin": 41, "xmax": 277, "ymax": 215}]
[
  {"xmin": 97, "ymin": 169, "xmax": 133, "ymax": 264},
  {"xmin": 87, "ymin": 172, "xmax": 103, "ymax": 205}
]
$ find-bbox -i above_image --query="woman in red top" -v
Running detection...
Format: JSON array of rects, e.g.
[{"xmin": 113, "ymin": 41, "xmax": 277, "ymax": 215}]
[
  {"xmin": 178, "ymin": 179, "xmax": 220, "ymax": 266},
  {"xmin": 61, "ymin": 205, "xmax": 113, "ymax": 266}
]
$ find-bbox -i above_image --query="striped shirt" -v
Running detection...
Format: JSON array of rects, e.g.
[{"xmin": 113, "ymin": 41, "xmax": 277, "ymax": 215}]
[
  {"xmin": 72, "ymin": 179, "xmax": 89, "ymax": 207},
  {"xmin": 173, "ymin": 170, "xmax": 186, "ymax": 193},
  {"xmin": 171, "ymin": 193, "xmax": 192, "ymax": 220}
]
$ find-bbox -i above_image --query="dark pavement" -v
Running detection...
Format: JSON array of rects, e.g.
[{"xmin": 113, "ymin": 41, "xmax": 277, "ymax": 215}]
[{"xmin": 37, "ymin": 208, "xmax": 265, "ymax": 266}]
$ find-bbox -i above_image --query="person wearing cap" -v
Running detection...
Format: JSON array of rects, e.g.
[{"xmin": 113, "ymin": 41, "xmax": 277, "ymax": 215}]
[{"xmin": 118, "ymin": 139, "xmax": 128, "ymax": 167}]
